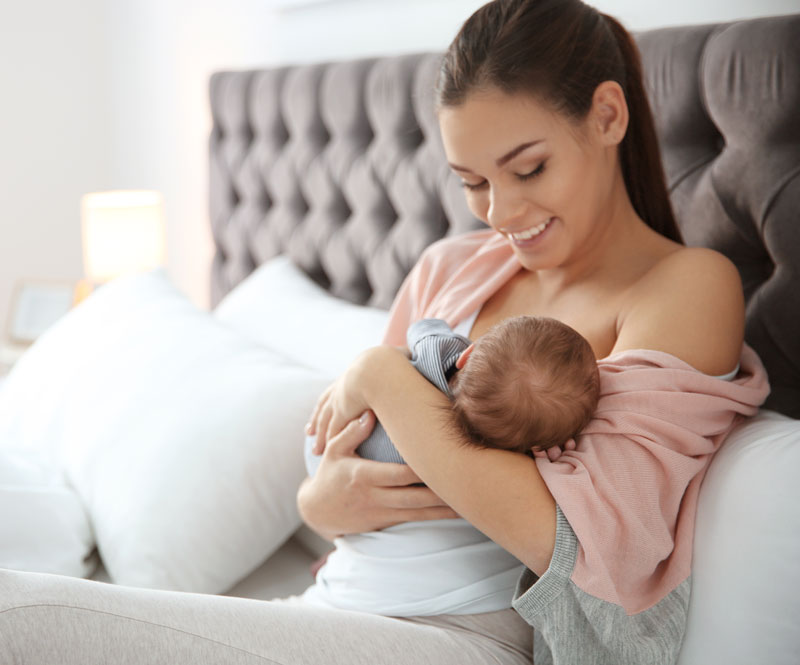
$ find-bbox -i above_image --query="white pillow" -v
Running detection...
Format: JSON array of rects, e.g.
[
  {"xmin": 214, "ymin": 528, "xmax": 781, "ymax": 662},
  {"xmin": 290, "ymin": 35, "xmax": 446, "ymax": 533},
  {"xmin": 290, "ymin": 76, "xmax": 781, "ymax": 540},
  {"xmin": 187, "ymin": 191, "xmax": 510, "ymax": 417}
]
[
  {"xmin": 679, "ymin": 409, "xmax": 800, "ymax": 665},
  {"xmin": 0, "ymin": 446, "xmax": 95, "ymax": 578},
  {"xmin": 214, "ymin": 256, "xmax": 390, "ymax": 376},
  {"xmin": 0, "ymin": 270, "xmax": 330, "ymax": 593}
]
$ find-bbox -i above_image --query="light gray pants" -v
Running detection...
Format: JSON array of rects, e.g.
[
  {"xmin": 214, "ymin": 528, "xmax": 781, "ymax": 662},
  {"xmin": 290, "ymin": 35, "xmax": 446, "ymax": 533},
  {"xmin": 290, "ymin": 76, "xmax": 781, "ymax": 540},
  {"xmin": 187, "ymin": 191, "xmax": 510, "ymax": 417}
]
[{"xmin": 0, "ymin": 568, "xmax": 533, "ymax": 664}]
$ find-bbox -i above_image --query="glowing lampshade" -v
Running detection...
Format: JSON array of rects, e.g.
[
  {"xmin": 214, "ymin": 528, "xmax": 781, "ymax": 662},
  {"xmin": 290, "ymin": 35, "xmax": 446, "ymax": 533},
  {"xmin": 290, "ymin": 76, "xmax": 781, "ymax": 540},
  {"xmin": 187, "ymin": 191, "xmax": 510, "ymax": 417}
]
[{"xmin": 81, "ymin": 190, "xmax": 166, "ymax": 283}]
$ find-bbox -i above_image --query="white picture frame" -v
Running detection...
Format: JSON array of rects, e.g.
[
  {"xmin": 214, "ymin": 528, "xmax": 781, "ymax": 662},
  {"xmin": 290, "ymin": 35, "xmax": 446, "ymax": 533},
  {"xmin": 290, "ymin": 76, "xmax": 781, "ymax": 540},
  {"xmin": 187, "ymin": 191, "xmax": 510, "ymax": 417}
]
[{"xmin": 5, "ymin": 279, "xmax": 76, "ymax": 347}]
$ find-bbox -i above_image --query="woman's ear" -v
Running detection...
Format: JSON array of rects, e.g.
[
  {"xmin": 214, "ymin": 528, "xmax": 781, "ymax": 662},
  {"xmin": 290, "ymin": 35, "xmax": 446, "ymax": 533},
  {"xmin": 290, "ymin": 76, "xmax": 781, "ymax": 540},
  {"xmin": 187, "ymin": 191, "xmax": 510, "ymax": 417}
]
[
  {"xmin": 455, "ymin": 343, "xmax": 475, "ymax": 370},
  {"xmin": 591, "ymin": 80, "xmax": 628, "ymax": 147}
]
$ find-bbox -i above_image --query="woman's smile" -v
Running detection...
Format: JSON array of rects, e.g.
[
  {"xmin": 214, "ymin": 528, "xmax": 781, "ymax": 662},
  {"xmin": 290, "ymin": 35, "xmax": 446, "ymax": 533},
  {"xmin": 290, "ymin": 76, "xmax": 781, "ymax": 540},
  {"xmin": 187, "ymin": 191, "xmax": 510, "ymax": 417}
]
[
  {"xmin": 438, "ymin": 86, "xmax": 634, "ymax": 276},
  {"xmin": 502, "ymin": 217, "xmax": 557, "ymax": 248}
]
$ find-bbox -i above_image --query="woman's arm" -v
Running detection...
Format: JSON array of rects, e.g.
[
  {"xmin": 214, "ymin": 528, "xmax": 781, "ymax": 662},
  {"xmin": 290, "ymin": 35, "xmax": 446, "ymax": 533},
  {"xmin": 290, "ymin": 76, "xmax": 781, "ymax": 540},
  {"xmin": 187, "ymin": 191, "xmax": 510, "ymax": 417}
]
[{"xmin": 343, "ymin": 345, "xmax": 557, "ymax": 576}]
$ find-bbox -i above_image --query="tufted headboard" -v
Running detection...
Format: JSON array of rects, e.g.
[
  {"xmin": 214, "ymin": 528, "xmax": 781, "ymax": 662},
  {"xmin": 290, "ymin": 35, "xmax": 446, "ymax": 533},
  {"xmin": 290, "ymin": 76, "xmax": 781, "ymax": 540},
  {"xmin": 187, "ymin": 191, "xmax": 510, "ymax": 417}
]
[{"xmin": 209, "ymin": 14, "xmax": 800, "ymax": 418}]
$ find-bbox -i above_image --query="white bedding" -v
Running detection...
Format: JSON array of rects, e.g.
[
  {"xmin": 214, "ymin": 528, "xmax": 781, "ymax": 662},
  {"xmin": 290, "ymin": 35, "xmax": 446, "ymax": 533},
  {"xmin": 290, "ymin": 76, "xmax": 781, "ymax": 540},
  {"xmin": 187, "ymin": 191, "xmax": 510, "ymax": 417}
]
[
  {"xmin": 88, "ymin": 535, "xmax": 318, "ymax": 602},
  {"xmin": 0, "ymin": 445, "xmax": 95, "ymax": 578},
  {"xmin": 0, "ymin": 258, "xmax": 383, "ymax": 598}
]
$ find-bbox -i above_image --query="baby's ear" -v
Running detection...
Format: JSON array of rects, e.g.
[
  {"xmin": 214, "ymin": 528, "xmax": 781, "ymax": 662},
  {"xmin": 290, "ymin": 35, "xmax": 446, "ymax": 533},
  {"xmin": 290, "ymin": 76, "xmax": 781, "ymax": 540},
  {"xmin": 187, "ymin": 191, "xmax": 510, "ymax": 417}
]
[{"xmin": 455, "ymin": 343, "xmax": 475, "ymax": 370}]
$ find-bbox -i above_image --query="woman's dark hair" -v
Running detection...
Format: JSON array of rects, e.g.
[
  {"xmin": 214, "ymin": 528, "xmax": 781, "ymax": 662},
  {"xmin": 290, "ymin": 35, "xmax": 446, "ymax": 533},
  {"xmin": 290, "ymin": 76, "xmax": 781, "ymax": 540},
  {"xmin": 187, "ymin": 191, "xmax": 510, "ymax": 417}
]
[{"xmin": 436, "ymin": 0, "xmax": 683, "ymax": 243}]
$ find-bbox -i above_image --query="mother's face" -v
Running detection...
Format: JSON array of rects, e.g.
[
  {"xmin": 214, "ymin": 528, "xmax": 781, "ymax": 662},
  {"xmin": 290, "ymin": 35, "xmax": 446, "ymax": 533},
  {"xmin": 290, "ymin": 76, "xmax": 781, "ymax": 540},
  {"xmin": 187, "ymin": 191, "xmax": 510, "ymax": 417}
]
[{"xmin": 438, "ymin": 87, "xmax": 623, "ymax": 273}]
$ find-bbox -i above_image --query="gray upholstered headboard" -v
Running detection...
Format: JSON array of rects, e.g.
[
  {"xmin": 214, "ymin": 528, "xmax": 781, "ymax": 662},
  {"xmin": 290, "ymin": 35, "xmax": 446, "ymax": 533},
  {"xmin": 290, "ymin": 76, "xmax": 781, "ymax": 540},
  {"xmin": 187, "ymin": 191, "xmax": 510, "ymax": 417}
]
[{"xmin": 209, "ymin": 14, "xmax": 800, "ymax": 418}]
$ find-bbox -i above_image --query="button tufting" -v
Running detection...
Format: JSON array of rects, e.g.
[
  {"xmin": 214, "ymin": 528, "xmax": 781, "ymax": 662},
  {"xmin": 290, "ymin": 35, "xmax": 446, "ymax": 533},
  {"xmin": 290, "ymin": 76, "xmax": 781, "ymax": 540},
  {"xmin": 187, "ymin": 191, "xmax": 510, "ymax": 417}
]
[{"xmin": 210, "ymin": 16, "xmax": 800, "ymax": 418}]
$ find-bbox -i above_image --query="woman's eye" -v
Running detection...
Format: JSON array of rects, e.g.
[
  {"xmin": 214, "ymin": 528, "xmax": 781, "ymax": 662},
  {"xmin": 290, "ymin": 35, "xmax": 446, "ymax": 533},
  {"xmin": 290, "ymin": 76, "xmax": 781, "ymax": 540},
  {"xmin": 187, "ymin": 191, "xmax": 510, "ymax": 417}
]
[
  {"xmin": 517, "ymin": 162, "xmax": 546, "ymax": 181},
  {"xmin": 459, "ymin": 162, "xmax": 545, "ymax": 191}
]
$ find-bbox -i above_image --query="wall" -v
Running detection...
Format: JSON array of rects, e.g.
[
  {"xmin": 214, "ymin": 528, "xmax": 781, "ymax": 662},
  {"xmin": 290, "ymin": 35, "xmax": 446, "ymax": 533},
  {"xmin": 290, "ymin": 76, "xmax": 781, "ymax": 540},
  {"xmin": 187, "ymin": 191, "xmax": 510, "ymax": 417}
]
[
  {"xmin": 0, "ymin": 1, "xmax": 109, "ymax": 336},
  {"xmin": 1, "ymin": 0, "xmax": 797, "ymax": 326},
  {"xmin": 102, "ymin": 0, "xmax": 489, "ymax": 309}
]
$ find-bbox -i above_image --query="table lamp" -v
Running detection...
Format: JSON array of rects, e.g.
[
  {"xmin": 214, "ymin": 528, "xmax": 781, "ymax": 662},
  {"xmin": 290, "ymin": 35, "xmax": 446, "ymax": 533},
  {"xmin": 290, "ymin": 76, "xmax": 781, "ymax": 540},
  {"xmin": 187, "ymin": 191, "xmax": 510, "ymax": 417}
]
[{"xmin": 78, "ymin": 190, "xmax": 166, "ymax": 300}]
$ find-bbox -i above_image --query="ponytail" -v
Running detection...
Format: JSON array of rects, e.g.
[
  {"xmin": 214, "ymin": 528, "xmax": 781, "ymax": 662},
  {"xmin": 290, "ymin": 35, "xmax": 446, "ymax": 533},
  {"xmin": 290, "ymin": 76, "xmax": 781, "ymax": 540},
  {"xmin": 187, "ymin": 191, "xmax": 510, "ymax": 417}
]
[{"xmin": 601, "ymin": 14, "xmax": 683, "ymax": 243}]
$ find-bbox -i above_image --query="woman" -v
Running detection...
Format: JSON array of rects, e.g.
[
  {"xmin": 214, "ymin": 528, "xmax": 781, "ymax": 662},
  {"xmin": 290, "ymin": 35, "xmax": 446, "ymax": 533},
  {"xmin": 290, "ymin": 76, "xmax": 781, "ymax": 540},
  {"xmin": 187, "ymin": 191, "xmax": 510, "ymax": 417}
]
[
  {"xmin": 0, "ymin": 1, "xmax": 767, "ymax": 663},
  {"xmin": 301, "ymin": 2, "xmax": 768, "ymax": 663}
]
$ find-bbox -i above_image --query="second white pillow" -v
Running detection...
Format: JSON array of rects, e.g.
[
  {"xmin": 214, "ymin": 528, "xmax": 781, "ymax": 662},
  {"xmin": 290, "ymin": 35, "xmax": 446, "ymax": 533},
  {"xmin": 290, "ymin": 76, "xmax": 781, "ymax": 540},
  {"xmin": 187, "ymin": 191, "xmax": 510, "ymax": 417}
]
[{"xmin": 214, "ymin": 256, "xmax": 390, "ymax": 377}]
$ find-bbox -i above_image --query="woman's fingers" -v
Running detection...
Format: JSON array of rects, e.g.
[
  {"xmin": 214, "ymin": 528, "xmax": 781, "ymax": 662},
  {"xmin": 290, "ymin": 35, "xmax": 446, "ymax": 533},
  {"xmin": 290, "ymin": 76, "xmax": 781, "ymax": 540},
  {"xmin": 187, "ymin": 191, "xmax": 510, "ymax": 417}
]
[
  {"xmin": 325, "ymin": 415, "xmax": 342, "ymax": 448},
  {"xmin": 307, "ymin": 384, "xmax": 335, "ymax": 438},
  {"xmin": 326, "ymin": 410, "xmax": 376, "ymax": 457},
  {"xmin": 363, "ymin": 461, "xmax": 426, "ymax": 487},
  {"xmin": 375, "ymin": 485, "xmax": 457, "ymax": 511},
  {"xmin": 393, "ymin": 505, "xmax": 461, "ymax": 523},
  {"xmin": 351, "ymin": 458, "xmax": 460, "ymax": 515},
  {"xmin": 325, "ymin": 410, "xmax": 353, "ymax": 446},
  {"xmin": 314, "ymin": 400, "xmax": 336, "ymax": 454},
  {"xmin": 372, "ymin": 492, "xmax": 460, "ymax": 527}
]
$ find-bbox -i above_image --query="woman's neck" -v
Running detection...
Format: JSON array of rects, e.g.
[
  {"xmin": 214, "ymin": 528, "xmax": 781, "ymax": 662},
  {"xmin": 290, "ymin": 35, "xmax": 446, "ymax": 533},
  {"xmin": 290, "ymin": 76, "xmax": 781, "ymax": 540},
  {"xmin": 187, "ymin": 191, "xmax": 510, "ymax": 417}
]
[{"xmin": 536, "ymin": 177, "xmax": 665, "ymax": 296}]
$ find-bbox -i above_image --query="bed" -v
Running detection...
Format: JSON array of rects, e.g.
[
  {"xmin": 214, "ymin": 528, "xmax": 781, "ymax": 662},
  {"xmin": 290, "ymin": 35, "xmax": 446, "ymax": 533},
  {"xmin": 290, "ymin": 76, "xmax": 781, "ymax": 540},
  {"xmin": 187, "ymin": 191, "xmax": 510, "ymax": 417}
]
[{"xmin": 1, "ymin": 12, "xmax": 798, "ymax": 665}]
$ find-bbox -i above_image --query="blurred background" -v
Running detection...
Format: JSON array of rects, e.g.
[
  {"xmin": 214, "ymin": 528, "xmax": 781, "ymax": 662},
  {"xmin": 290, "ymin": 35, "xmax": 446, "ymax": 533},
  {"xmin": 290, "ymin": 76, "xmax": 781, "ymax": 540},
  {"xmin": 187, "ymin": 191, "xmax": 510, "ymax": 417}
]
[{"xmin": 0, "ymin": 0, "xmax": 797, "ymax": 328}]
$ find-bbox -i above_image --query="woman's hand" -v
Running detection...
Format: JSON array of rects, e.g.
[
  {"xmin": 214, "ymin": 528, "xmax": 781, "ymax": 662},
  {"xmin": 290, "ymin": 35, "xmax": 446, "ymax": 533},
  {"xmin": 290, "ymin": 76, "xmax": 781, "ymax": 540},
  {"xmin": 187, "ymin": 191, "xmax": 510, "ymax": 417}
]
[
  {"xmin": 307, "ymin": 346, "xmax": 409, "ymax": 455},
  {"xmin": 306, "ymin": 353, "xmax": 374, "ymax": 456},
  {"xmin": 297, "ymin": 411, "xmax": 460, "ymax": 541}
]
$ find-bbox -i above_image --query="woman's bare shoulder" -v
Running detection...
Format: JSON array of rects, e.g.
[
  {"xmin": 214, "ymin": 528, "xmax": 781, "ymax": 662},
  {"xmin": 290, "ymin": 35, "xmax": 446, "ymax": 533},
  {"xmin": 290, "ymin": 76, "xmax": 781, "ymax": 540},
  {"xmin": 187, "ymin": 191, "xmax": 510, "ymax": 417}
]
[{"xmin": 612, "ymin": 246, "xmax": 745, "ymax": 374}]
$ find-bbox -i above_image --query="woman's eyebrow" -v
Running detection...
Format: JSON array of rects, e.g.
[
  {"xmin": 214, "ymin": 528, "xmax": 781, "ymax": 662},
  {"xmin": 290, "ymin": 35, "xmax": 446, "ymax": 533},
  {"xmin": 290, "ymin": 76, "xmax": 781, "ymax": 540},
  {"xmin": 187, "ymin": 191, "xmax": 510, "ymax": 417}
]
[{"xmin": 448, "ymin": 140, "xmax": 544, "ymax": 173}]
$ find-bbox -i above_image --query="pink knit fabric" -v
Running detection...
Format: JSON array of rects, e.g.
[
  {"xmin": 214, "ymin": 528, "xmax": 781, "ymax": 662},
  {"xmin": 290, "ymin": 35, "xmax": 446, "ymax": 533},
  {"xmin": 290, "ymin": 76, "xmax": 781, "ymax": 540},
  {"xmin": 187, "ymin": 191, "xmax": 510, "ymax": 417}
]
[
  {"xmin": 382, "ymin": 230, "xmax": 770, "ymax": 615},
  {"xmin": 382, "ymin": 230, "xmax": 518, "ymax": 346},
  {"xmin": 540, "ymin": 346, "xmax": 767, "ymax": 613}
]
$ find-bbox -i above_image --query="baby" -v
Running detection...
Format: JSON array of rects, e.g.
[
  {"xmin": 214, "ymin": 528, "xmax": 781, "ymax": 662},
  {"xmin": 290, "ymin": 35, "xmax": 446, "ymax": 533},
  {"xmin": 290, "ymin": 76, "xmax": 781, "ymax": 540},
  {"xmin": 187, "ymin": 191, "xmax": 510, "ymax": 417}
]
[{"xmin": 305, "ymin": 315, "xmax": 600, "ymax": 475}]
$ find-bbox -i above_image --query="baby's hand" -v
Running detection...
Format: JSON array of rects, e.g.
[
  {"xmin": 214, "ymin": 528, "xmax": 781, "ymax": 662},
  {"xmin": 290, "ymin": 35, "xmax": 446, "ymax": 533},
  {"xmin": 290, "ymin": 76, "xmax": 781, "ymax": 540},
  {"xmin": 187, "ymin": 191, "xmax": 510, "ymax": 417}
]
[{"xmin": 534, "ymin": 438, "xmax": 577, "ymax": 462}]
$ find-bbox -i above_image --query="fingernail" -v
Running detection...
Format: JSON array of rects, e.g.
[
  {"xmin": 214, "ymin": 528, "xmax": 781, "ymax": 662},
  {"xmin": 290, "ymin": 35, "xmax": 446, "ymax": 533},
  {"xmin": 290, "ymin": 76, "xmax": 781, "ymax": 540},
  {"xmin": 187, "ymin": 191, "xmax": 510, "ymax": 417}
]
[
  {"xmin": 359, "ymin": 411, "xmax": 369, "ymax": 424},
  {"xmin": 304, "ymin": 422, "xmax": 312, "ymax": 434}
]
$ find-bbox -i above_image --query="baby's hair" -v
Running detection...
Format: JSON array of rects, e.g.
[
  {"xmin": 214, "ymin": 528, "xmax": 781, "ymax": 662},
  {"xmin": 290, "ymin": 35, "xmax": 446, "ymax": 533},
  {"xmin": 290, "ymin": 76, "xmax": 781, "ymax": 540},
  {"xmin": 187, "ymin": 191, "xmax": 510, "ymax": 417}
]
[{"xmin": 450, "ymin": 316, "xmax": 599, "ymax": 453}]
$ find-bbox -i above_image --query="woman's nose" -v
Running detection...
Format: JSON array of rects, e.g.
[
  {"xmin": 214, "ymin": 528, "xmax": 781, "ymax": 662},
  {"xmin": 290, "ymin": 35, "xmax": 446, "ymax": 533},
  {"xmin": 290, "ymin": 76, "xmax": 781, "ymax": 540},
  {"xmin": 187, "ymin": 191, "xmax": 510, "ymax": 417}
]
[{"xmin": 487, "ymin": 188, "xmax": 527, "ymax": 230}]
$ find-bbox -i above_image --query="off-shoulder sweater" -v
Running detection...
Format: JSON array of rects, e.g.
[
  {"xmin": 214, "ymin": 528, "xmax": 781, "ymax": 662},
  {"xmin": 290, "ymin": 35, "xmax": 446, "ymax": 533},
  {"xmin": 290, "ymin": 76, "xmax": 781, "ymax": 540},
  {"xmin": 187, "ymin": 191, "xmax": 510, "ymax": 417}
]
[{"xmin": 382, "ymin": 230, "xmax": 770, "ymax": 665}]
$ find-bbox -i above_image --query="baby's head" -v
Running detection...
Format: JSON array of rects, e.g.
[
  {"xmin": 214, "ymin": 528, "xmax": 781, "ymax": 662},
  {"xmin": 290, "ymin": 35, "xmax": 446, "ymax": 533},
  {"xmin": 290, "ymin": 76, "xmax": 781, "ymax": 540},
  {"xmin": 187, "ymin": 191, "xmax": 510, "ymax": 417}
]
[{"xmin": 450, "ymin": 316, "xmax": 600, "ymax": 454}]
